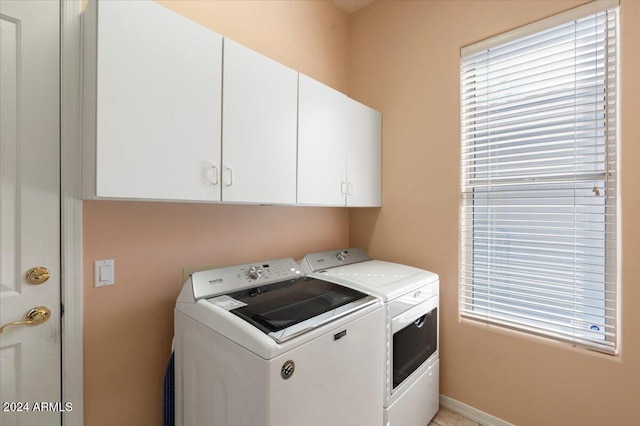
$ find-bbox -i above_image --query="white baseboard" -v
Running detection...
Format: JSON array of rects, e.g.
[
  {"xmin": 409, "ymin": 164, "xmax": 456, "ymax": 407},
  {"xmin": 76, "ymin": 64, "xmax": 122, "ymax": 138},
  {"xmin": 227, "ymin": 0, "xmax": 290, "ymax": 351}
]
[{"xmin": 439, "ymin": 395, "xmax": 513, "ymax": 426}]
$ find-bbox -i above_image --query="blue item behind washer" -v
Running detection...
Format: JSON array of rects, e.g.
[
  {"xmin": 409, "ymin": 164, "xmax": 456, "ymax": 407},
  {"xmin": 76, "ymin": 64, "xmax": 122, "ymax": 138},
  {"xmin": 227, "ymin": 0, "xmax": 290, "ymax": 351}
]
[{"xmin": 163, "ymin": 352, "xmax": 174, "ymax": 426}]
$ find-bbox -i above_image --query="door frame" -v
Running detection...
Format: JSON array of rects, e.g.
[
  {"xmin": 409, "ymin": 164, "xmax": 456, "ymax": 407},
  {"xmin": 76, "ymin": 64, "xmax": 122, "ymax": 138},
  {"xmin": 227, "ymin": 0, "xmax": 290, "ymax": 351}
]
[{"xmin": 61, "ymin": 0, "xmax": 83, "ymax": 425}]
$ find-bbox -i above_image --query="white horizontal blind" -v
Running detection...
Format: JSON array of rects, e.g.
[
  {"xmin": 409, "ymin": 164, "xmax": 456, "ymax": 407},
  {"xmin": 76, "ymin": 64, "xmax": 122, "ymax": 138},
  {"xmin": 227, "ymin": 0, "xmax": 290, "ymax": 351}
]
[{"xmin": 460, "ymin": 7, "xmax": 618, "ymax": 353}]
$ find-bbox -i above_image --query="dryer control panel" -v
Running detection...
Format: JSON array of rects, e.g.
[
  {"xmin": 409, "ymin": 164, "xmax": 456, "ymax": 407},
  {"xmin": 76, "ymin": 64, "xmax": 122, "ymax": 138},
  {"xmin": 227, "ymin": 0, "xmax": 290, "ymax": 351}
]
[
  {"xmin": 300, "ymin": 248, "xmax": 371, "ymax": 273},
  {"xmin": 188, "ymin": 258, "xmax": 303, "ymax": 301}
]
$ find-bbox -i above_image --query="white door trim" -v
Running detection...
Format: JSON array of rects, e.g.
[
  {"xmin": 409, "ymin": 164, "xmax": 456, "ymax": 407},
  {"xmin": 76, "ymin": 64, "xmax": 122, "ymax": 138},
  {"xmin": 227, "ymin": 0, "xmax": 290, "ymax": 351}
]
[{"xmin": 61, "ymin": 0, "xmax": 83, "ymax": 424}]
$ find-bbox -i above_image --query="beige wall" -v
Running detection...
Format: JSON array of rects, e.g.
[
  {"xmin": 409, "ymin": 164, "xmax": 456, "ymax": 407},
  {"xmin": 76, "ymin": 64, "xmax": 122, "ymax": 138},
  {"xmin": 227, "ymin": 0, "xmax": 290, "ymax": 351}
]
[
  {"xmin": 82, "ymin": 2, "xmax": 350, "ymax": 425},
  {"xmin": 349, "ymin": 1, "xmax": 640, "ymax": 425},
  {"xmin": 156, "ymin": 0, "xmax": 350, "ymax": 94}
]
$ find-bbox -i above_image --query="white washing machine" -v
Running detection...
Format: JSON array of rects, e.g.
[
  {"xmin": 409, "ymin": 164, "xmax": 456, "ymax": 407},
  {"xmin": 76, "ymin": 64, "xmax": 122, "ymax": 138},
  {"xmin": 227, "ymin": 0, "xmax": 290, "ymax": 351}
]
[
  {"xmin": 174, "ymin": 257, "xmax": 385, "ymax": 426},
  {"xmin": 301, "ymin": 248, "xmax": 440, "ymax": 426}
]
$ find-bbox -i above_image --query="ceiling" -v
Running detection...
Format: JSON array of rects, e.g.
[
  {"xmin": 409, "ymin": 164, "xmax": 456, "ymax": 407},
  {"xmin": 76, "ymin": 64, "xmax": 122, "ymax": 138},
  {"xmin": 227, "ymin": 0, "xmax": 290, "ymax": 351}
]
[{"xmin": 333, "ymin": 0, "xmax": 375, "ymax": 14}]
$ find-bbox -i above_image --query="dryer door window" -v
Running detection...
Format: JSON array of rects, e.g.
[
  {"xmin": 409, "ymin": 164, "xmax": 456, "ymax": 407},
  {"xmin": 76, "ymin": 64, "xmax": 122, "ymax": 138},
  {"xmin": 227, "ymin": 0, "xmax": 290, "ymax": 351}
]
[{"xmin": 392, "ymin": 306, "xmax": 437, "ymax": 389}]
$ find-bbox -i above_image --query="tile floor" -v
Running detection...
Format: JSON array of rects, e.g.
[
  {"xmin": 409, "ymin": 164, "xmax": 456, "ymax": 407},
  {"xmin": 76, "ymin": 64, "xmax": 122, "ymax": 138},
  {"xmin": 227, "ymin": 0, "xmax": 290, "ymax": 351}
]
[{"xmin": 429, "ymin": 408, "xmax": 480, "ymax": 426}]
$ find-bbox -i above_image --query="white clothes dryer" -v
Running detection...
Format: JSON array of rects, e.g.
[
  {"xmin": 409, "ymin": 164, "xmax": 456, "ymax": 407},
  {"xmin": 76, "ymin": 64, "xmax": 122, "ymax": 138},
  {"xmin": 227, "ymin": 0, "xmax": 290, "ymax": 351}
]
[{"xmin": 301, "ymin": 248, "xmax": 440, "ymax": 426}]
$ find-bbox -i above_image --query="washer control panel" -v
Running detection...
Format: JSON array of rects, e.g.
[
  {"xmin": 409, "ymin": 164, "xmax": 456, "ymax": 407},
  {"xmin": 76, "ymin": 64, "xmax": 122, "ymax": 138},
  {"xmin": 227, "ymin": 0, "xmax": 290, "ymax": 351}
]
[
  {"xmin": 190, "ymin": 258, "xmax": 303, "ymax": 301},
  {"xmin": 238, "ymin": 261, "xmax": 298, "ymax": 283},
  {"xmin": 300, "ymin": 248, "xmax": 371, "ymax": 273}
]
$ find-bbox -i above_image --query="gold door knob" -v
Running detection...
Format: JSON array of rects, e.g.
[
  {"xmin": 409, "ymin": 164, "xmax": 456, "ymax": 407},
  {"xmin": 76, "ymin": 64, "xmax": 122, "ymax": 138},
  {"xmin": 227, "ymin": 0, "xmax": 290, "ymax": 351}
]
[
  {"xmin": 25, "ymin": 266, "xmax": 50, "ymax": 284},
  {"xmin": 0, "ymin": 306, "xmax": 51, "ymax": 334}
]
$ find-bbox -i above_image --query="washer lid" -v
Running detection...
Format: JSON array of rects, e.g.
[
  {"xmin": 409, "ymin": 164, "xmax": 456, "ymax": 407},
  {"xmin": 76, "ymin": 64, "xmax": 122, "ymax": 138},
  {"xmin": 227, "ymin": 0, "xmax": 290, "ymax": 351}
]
[
  {"xmin": 211, "ymin": 276, "xmax": 377, "ymax": 343},
  {"xmin": 316, "ymin": 260, "xmax": 439, "ymax": 301}
]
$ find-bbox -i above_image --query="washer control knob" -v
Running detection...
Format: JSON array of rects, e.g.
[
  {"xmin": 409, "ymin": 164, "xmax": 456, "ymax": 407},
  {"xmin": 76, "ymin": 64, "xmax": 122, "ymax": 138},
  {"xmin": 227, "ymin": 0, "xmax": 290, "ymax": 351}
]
[
  {"xmin": 337, "ymin": 252, "xmax": 347, "ymax": 261},
  {"xmin": 248, "ymin": 266, "xmax": 262, "ymax": 280}
]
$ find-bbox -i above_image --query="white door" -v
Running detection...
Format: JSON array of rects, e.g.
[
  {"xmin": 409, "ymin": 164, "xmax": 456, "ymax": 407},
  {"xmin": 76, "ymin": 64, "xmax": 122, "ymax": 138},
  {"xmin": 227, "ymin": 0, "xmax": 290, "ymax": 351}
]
[
  {"xmin": 0, "ymin": 1, "xmax": 61, "ymax": 425},
  {"xmin": 221, "ymin": 38, "xmax": 298, "ymax": 204}
]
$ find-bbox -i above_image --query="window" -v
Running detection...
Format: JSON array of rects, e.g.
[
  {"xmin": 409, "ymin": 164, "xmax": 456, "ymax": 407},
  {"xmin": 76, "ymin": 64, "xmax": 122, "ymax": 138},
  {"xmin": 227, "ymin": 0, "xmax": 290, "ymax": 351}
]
[{"xmin": 460, "ymin": 1, "xmax": 618, "ymax": 354}]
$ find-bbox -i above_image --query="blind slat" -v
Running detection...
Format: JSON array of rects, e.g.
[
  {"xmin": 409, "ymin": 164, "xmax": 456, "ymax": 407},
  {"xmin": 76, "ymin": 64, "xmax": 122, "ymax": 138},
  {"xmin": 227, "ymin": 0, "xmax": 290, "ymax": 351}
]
[
  {"xmin": 460, "ymin": 292, "xmax": 615, "ymax": 318},
  {"xmin": 462, "ymin": 262, "xmax": 616, "ymax": 286}
]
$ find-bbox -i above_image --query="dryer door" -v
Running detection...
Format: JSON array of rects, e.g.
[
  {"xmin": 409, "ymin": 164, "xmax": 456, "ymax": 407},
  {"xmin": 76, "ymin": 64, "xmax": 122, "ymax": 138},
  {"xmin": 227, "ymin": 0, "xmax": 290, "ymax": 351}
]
[{"xmin": 391, "ymin": 297, "xmax": 438, "ymax": 390}]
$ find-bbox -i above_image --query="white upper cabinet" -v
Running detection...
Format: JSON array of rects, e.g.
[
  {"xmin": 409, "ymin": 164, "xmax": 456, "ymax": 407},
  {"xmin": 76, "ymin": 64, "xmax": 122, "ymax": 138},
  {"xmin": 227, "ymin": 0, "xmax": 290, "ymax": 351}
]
[
  {"xmin": 298, "ymin": 75, "xmax": 350, "ymax": 206},
  {"xmin": 82, "ymin": 0, "xmax": 223, "ymax": 201},
  {"xmin": 82, "ymin": 0, "xmax": 380, "ymax": 207},
  {"xmin": 221, "ymin": 38, "xmax": 298, "ymax": 204},
  {"xmin": 346, "ymin": 100, "xmax": 382, "ymax": 207},
  {"xmin": 298, "ymin": 74, "xmax": 381, "ymax": 207}
]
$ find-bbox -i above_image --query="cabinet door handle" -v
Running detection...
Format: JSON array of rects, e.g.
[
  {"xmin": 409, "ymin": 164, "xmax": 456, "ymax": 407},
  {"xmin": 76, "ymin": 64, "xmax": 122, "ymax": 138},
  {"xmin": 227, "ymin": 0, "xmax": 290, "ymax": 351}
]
[
  {"xmin": 223, "ymin": 167, "xmax": 233, "ymax": 187},
  {"xmin": 207, "ymin": 165, "xmax": 219, "ymax": 186},
  {"xmin": 347, "ymin": 182, "xmax": 354, "ymax": 196},
  {"xmin": 341, "ymin": 181, "xmax": 347, "ymax": 195}
]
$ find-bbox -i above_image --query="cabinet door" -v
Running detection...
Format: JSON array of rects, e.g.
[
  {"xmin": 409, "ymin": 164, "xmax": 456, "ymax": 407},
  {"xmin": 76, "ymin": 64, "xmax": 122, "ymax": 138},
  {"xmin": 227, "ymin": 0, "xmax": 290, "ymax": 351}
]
[
  {"xmin": 222, "ymin": 39, "xmax": 298, "ymax": 204},
  {"xmin": 297, "ymin": 75, "xmax": 348, "ymax": 206},
  {"xmin": 346, "ymin": 100, "xmax": 382, "ymax": 207},
  {"xmin": 84, "ymin": 0, "xmax": 222, "ymax": 201}
]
